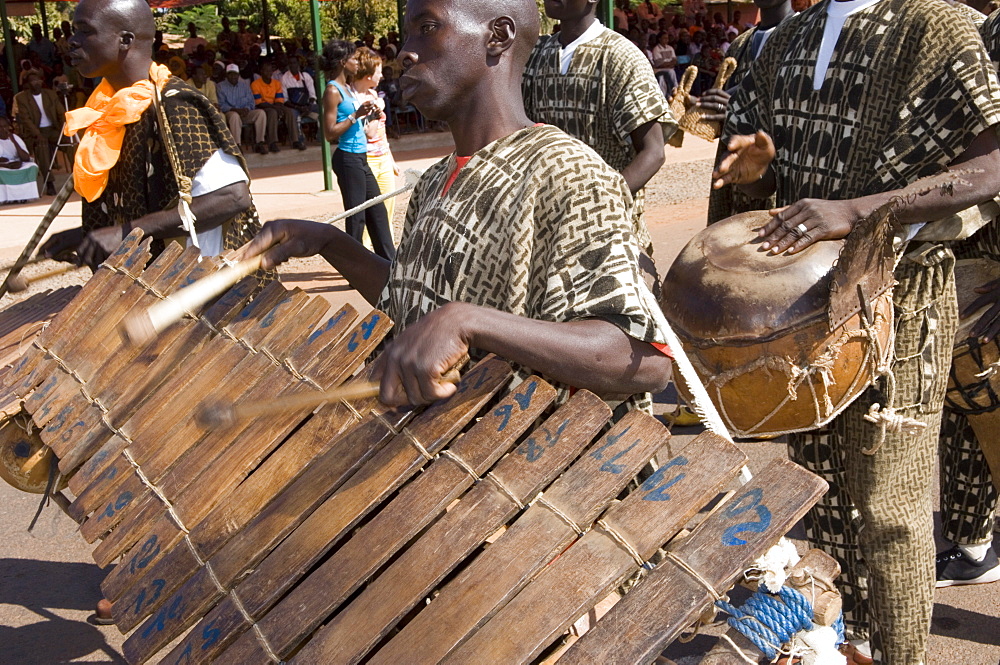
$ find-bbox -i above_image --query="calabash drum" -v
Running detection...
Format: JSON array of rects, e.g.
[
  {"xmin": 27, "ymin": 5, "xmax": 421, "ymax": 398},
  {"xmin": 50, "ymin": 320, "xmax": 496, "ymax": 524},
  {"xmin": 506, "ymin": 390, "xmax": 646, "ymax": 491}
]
[
  {"xmin": 660, "ymin": 211, "xmax": 894, "ymax": 438},
  {"xmin": 946, "ymin": 259, "xmax": 1000, "ymax": 415},
  {"xmin": 946, "ymin": 258, "xmax": 1000, "ymax": 492}
]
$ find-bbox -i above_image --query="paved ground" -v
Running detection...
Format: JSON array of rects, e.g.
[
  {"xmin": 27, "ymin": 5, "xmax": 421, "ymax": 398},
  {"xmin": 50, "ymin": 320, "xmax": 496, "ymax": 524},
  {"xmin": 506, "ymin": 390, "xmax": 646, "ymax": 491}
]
[{"xmin": 0, "ymin": 134, "xmax": 997, "ymax": 664}]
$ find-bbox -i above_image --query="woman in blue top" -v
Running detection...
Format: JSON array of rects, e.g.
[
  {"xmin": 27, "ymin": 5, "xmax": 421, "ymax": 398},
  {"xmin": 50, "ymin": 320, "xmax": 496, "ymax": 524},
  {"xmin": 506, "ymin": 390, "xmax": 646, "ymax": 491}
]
[{"xmin": 322, "ymin": 40, "xmax": 396, "ymax": 260}]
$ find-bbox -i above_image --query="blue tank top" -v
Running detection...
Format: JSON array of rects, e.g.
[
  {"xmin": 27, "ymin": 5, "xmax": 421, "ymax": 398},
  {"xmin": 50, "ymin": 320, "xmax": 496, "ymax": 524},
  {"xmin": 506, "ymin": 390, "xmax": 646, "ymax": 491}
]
[{"xmin": 329, "ymin": 80, "xmax": 367, "ymax": 154}]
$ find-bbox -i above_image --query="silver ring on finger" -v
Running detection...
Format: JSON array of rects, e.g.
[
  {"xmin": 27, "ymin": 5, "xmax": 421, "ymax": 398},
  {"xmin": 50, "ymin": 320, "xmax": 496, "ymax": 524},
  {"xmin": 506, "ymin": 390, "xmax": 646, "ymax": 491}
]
[{"xmin": 796, "ymin": 223, "xmax": 808, "ymax": 236}]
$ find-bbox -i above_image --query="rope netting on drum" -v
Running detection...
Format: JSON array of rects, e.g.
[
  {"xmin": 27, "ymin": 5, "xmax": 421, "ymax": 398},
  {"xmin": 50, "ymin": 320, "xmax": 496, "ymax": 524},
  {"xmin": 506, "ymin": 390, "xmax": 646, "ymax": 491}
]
[{"xmin": 685, "ymin": 308, "xmax": 893, "ymax": 440}]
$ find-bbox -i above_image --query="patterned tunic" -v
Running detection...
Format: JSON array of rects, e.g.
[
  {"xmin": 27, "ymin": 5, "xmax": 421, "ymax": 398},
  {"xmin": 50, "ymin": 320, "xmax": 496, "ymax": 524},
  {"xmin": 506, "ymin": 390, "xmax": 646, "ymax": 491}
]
[
  {"xmin": 706, "ymin": 25, "xmax": 777, "ymax": 224},
  {"xmin": 521, "ymin": 29, "xmax": 676, "ymax": 249},
  {"xmin": 82, "ymin": 77, "xmax": 263, "ymax": 255},
  {"xmin": 379, "ymin": 125, "xmax": 666, "ymax": 411},
  {"xmin": 725, "ymin": 0, "xmax": 1000, "ymax": 207}
]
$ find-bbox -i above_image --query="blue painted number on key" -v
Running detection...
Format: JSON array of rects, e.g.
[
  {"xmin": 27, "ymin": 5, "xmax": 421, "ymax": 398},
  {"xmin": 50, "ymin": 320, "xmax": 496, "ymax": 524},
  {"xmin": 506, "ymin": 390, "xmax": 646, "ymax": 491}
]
[
  {"xmin": 640, "ymin": 456, "xmax": 689, "ymax": 501},
  {"xmin": 132, "ymin": 578, "xmax": 166, "ymax": 616},
  {"xmin": 493, "ymin": 381, "xmax": 537, "ymax": 431},
  {"xmin": 128, "ymin": 535, "xmax": 161, "ymax": 575},
  {"xmin": 99, "ymin": 491, "xmax": 133, "ymax": 521},
  {"xmin": 141, "ymin": 593, "xmax": 184, "ymax": 638},
  {"xmin": 201, "ymin": 618, "xmax": 221, "ymax": 650},
  {"xmin": 516, "ymin": 418, "xmax": 569, "ymax": 462},
  {"xmin": 590, "ymin": 427, "xmax": 642, "ymax": 473},
  {"xmin": 721, "ymin": 488, "xmax": 771, "ymax": 546}
]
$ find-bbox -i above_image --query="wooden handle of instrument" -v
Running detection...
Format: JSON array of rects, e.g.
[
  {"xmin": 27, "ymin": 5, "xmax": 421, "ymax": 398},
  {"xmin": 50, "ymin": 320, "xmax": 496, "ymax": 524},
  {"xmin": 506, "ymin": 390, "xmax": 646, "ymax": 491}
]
[
  {"xmin": 0, "ymin": 175, "xmax": 75, "ymax": 300},
  {"xmin": 0, "ymin": 255, "xmax": 48, "ymax": 273},
  {"xmin": 120, "ymin": 254, "xmax": 263, "ymax": 346},
  {"xmin": 197, "ymin": 368, "xmax": 463, "ymax": 429},
  {"xmin": 7, "ymin": 263, "xmax": 85, "ymax": 293}
]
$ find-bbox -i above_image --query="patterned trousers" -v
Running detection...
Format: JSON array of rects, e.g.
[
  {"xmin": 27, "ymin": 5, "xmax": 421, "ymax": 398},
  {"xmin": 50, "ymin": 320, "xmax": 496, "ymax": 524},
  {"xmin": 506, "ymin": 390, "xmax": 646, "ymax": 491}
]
[
  {"xmin": 939, "ymin": 408, "xmax": 998, "ymax": 546},
  {"xmin": 788, "ymin": 249, "xmax": 956, "ymax": 665}
]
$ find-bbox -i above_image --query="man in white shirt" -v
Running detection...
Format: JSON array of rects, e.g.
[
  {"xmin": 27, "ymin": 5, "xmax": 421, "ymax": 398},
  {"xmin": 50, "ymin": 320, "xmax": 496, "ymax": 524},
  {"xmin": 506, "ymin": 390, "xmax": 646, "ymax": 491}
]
[
  {"xmin": 12, "ymin": 71, "xmax": 64, "ymax": 195},
  {"xmin": 279, "ymin": 56, "xmax": 319, "ymax": 137}
]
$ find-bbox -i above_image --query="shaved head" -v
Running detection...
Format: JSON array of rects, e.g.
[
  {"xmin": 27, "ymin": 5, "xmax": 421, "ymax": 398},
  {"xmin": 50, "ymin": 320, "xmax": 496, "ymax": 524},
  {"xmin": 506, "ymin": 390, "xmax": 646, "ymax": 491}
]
[
  {"xmin": 464, "ymin": 0, "xmax": 541, "ymax": 69},
  {"xmin": 70, "ymin": 0, "xmax": 156, "ymax": 89},
  {"xmin": 92, "ymin": 0, "xmax": 156, "ymax": 42},
  {"xmin": 397, "ymin": 0, "xmax": 540, "ymax": 154}
]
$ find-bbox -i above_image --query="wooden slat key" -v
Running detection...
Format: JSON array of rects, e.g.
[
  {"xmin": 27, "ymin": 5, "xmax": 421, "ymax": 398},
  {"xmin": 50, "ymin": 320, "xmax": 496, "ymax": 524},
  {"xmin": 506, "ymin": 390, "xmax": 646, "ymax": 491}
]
[
  {"xmin": 560, "ymin": 458, "xmax": 829, "ymax": 665},
  {"xmin": 369, "ymin": 408, "xmax": 671, "ymax": 665},
  {"xmin": 168, "ymin": 376, "xmax": 557, "ymax": 664},
  {"xmin": 280, "ymin": 390, "xmax": 613, "ymax": 665},
  {"xmin": 439, "ymin": 431, "xmax": 747, "ymax": 665}
]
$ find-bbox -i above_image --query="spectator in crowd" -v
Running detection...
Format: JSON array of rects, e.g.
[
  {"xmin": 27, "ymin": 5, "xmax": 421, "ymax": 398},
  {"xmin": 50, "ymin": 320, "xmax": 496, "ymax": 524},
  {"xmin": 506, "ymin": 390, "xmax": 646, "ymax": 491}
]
[
  {"xmin": 237, "ymin": 19, "xmax": 258, "ymax": 54},
  {"xmin": 217, "ymin": 63, "xmax": 267, "ymax": 154},
  {"xmin": 353, "ymin": 46, "xmax": 398, "ymax": 231},
  {"xmin": 53, "ymin": 27, "xmax": 70, "ymax": 59},
  {"xmin": 637, "ymin": 0, "xmax": 662, "ymax": 22},
  {"xmin": 27, "ymin": 24, "xmax": 56, "ymax": 67},
  {"xmin": 13, "ymin": 71, "xmax": 64, "ymax": 195},
  {"xmin": 0, "ymin": 116, "xmax": 38, "ymax": 204},
  {"xmin": 251, "ymin": 60, "xmax": 299, "ymax": 151},
  {"xmin": 281, "ymin": 56, "xmax": 318, "ymax": 144},
  {"xmin": 322, "ymin": 39, "xmax": 395, "ymax": 260},
  {"xmin": 183, "ymin": 22, "xmax": 208, "ymax": 56},
  {"xmin": 187, "ymin": 64, "xmax": 218, "ymax": 107},
  {"xmin": 217, "ymin": 16, "xmax": 236, "ymax": 55},
  {"xmin": 650, "ymin": 31, "xmax": 677, "ymax": 96},
  {"xmin": 211, "ymin": 60, "xmax": 226, "ymax": 84}
]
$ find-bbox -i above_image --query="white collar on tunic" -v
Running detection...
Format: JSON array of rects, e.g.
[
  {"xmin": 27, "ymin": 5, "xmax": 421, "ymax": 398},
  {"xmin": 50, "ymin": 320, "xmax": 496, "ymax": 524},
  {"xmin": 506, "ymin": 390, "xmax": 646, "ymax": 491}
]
[
  {"xmin": 814, "ymin": 0, "xmax": 885, "ymax": 89},
  {"xmin": 559, "ymin": 20, "xmax": 607, "ymax": 75}
]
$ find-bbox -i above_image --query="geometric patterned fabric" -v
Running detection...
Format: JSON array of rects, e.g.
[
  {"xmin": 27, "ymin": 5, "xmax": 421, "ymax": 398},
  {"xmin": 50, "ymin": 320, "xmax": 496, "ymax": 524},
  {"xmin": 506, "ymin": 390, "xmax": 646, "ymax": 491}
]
[
  {"xmin": 522, "ymin": 28, "xmax": 677, "ymax": 250},
  {"xmin": 725, "ymin": 0, "xmax": 1000, "ymax": 207},
  {"xmin": 81, "ymin": 77, "xmax": 263, "ymax": 255},
  {"xmin": 706, "ymin": 25, "xmax": 777, "ymax": 224},
  {"xmin": 378, "ymin": 125, "xmax": 666, "ymax": 413}
]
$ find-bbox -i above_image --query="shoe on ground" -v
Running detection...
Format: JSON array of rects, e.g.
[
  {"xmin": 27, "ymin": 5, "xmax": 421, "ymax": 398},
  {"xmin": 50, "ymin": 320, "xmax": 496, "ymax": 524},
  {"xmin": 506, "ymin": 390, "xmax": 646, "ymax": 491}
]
[
  {"xmin": 294, "ymin": 140, "xmax": 306, "ymax": 151},
  {"xmin": 45, "ymin": 181, "xmax": 56, "ymax": 196},
  {"xmin": 269, "ymin": 142, "xmax": 280, "ymax": 153},
  {"xmin": 936, "ymin": 545, "xmax": 1000, "ymax": 587},
  {"xmin": 255, "ymin": 141, "xmax": 267, "ymax": 155},
  {"xmin": 666, "ymin": 406, "xmax": 702, "ymax": 427},
  {"xmin": 839, "ymin": 643, "xmax": 874, "ymax": 665}
]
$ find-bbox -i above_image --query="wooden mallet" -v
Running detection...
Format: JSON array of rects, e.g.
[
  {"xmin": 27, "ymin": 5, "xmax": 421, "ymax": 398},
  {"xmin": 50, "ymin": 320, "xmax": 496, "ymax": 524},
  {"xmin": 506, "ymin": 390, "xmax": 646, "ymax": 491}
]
[
  {"xmin": 120, "ymin": 254, "xmax": 264, "ymax": 346},
  {"xmin": 196, "ymin": 368, "xmax": 463, "ymax": 429},
  {"xmin": 6, "ymin": 263, "xmax": 86, "ymax": 293}
]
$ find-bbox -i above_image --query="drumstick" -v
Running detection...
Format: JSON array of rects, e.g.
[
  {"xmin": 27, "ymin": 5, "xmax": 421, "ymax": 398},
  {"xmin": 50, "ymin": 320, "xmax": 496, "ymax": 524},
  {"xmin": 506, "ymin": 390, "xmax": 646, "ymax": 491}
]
[
  {"xmin": 0, "ymin": 255, "xmax": 49, "ymax": 272},
  {"xmin": 6, "ymin": 263, "xmax": 87, "ymax": 293},
  {"xmin": 196, "ymin": 368, "xmax": 463, "ymax": 429},
  {"xmin": 0, "ymin": 175, "xmax": 76, "ymax": 299},
  {"xmin": 120, "ymin": 254, "xmax": 264, "ymax": 347}
]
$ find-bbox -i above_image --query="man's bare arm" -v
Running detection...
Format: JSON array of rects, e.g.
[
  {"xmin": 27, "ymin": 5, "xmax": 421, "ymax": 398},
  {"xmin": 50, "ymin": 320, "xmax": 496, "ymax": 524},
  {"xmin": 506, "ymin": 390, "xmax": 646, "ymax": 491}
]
[{"xmin": 622, "ymin": 120, "xmax": 666, "ymax": 196}]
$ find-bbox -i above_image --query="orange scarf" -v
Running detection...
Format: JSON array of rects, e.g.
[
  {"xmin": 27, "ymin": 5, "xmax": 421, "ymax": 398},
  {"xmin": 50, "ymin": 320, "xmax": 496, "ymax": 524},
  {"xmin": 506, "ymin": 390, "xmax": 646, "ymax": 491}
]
[{"xmin": 65, "ymin": 63, "xmax": 172, "ymax": 202}]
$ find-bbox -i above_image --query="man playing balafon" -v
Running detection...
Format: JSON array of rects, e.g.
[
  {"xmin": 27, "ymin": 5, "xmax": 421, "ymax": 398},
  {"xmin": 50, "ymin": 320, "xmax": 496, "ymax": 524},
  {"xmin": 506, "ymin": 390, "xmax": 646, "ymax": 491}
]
[
  {"xmin": 39, "ymin": 0, "xmax": 264, "ymax": 270},
  {"xmin": 243, "ymin": 0, "xmax": 673, "ymax": 413},
  {"xmin": 714, "ymin": 0, "xmax": 1000, "ymax": 661}
]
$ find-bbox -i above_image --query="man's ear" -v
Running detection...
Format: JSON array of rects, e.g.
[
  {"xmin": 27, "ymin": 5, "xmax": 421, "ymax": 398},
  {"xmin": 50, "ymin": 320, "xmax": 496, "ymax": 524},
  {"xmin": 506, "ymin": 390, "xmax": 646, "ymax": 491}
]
[
  {"xmin": 487, "ymin": 17, "xmax": 516, "ymax": 58},
  {"xmin": 120, "ymin": 31, "xmax": 135, "ymax": 50}
]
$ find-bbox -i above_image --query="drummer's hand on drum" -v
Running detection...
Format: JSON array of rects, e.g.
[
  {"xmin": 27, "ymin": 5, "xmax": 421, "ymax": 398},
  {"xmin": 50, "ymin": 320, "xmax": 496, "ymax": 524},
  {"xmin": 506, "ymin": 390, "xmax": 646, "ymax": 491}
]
[
  {"xmin": 757, "ymin": 199, "xmax": 857, "ymax": 255},
  {"xmin": 243, "ymin": 219, "xmax": 333, "ymax": 269},
  {"xmin": 376, "ymin": 302, "xmax": 470, "ymax": 407},
  {"xmin": 711, "ymin": 131, "xmax": 775, "ymax": 188},
  {"xmin": 967, "ymin": 278, "xmax": 1000, "ymax": 342}
]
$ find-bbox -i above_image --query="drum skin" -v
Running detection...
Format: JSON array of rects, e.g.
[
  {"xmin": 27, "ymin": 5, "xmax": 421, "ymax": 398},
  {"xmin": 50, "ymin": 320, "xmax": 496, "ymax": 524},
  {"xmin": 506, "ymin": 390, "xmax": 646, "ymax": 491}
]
[{"xmin": 661, "ymin": 211, "xmax": 893, "ymax": 437}]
